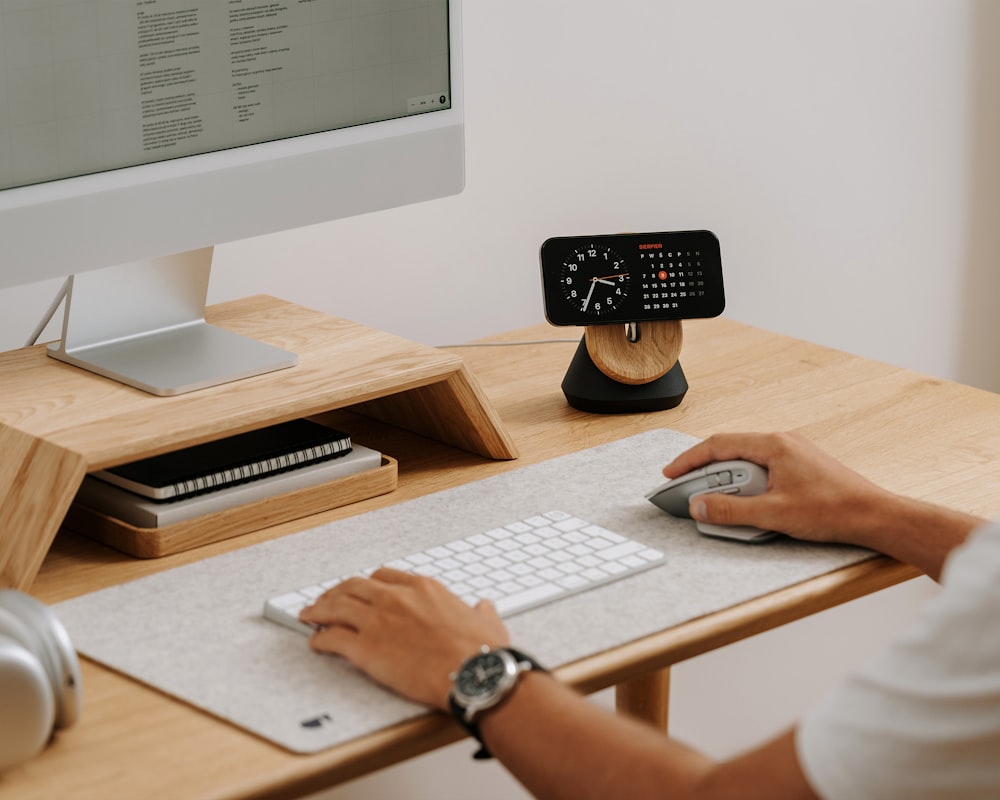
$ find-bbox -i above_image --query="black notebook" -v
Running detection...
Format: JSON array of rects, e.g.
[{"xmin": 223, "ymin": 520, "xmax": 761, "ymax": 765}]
[{"xmin": 94, "ymin": 419, "xmax": 352, "ymax": 501}]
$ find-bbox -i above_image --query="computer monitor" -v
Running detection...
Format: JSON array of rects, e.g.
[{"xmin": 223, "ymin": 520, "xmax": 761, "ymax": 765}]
[{"xmin": 0, "ymin": 0, "xmax": 463, "ymax": 395}]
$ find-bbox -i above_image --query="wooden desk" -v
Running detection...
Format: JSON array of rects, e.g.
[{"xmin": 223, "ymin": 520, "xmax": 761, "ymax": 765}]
[{"xmin": 7, "ymin": 309, "xmax": 1000, "ymax": 799}]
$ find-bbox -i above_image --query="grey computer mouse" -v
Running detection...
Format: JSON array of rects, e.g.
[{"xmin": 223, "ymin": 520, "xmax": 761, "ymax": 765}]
[{"xmin": 645, "ymin": 459, "xmax": 777, "ymax": 542}]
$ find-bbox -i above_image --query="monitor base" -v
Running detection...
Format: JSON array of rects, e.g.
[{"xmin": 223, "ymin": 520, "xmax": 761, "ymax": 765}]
[
  {"xmin": 45, "ymin": 248, "xmax": 296, "ymax": 395},
  {"xmin": 48, "ymin": 322, "xmax": 296, "ymax": 397}
]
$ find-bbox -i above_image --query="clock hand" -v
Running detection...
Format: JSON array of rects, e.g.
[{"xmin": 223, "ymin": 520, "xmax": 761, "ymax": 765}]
[
  {"xmin": 580, "ymin": 278, "xmax": 597, "ymax": 311},
  {"xmin": 594, "ymin": 272, "xmax": 629, "ymax": 286}
]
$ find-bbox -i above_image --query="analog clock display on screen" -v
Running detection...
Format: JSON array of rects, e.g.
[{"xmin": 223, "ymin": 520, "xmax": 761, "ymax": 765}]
[
  {"xmin": 540, "ymin": 230, "xmax": 726, "ymax": 326},
  {"xmin": 560, "ymin": 244, "xmax": 630, "ymax": 318}
]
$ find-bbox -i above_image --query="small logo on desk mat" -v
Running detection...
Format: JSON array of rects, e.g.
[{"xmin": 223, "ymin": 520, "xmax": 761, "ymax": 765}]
[{"xmin": 301, "ymin": 712, "xmax": 334, "ymax": 730}]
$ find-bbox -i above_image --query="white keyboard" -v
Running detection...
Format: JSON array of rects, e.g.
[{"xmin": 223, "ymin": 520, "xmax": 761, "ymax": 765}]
[{"xmin": 263, "ymin": 511, "xmax": 666, "ymax": 635}]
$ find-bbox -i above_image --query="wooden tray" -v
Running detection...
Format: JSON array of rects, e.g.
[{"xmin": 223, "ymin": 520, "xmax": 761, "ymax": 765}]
[{"xmin": 63, "ymin": 455, "xmax": 398, "ymax": 558}]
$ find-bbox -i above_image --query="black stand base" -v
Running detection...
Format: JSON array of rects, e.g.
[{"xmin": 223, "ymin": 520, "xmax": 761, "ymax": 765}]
[{"xmin": 561, "ymin": 337, "xmax": 688, "ymax": 414}]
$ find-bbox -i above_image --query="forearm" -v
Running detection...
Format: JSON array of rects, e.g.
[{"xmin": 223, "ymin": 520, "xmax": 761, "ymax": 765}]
[
  {"xmin": 478, "ymin": 672, "xmax": 816, "ymax": 800},
  {"xmin": 843, "ymin": 492, "xmax": 985, "ymax": 581},
  {"xmin": 479, "ymin": 673, "xmax": 707, "ymax": 800}
]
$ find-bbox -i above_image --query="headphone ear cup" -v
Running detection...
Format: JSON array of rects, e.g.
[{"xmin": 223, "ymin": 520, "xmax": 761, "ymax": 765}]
[
  {"xmin": 0, "ymin": 634, "xmax": 55, "ymax": 772},
  {"xmin": 0, "ymin": 591, "xmax": 82, "ymax": 730}
]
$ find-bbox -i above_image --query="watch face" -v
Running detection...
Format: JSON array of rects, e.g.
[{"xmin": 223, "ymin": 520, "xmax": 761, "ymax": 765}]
[
  {"xmin": 540, "ymin": 230, "xmax": 725, "ymax": 326},
  {"xmin": 559, "ymin": 244, "xmax": 630, "ymax": 319},
  {"xmin": 455, "ymin": 651, "xmax": 512, "ymax": 701}
]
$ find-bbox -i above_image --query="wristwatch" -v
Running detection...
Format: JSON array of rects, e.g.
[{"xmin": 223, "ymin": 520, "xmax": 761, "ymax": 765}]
[{"xmin": 448, "ymin": 645, "xmax": 546, "ymax": 759}]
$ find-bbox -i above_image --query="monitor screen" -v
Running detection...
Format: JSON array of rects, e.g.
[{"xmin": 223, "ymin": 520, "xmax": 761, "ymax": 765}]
[{"xmin": 0, "ymin": 0, "xmax": 463, "ymax": 394}]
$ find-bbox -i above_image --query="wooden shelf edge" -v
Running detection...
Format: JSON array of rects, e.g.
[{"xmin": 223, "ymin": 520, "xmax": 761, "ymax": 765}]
[
  {"xmin": 352, "ymin": 363, "xmax": 519, "ymax": 460},
  {"xmin": 0, "ymin": 424, "xmax": 87, "ymax": 589}
]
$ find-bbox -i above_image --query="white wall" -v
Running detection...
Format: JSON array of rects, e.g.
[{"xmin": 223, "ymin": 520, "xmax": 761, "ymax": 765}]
[
  {"xmin": 4, "ymin": 1, "xmax": 999, "ymax": 387},
  {"xmin": 3, "ymin": 1, "xmax": 998, "ymax": 797},
  {"xmin": 215, "ymin": 0, "xmax": 998, "ymax": 391}
]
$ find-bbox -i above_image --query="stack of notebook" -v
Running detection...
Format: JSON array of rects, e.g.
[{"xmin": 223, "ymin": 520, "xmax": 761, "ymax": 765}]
[{"xmin": 74, "ymin": 419, "xmax": 383, "ymax": 528}]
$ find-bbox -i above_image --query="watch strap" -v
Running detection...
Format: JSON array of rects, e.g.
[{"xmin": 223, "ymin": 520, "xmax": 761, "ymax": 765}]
[{"xmin": 448, "ymin": 647, "xmax": 546, "ymax": 760}]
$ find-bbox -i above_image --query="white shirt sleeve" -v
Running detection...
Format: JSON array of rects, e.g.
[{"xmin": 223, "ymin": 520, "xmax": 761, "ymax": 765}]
[{"xmin": 795, "ymin": 521, "xmax": 1000, "ymax": 800}]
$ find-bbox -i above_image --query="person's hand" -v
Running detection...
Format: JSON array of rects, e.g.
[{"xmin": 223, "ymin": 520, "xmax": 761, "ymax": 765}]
[
  {"xmin": 662, "ymin": 431, "xmax": 895, "ymax": 545},
  {"xmin": 299, "ymin": 568, "xmax": 510, "ymax": 710}
]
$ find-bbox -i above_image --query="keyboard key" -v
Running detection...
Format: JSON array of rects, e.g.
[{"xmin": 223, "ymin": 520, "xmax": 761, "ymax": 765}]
[
  {"xmin": 597, "ymin": 541, "xmax": 646, "ymax": 561},
  {"xmin": 505, "ymin": 522, "xmax": 533, "ymax": 534},
  {"xmin": 493, "ymin": 582, "xmax": 565, "ymax": 615},
  {"xmin": 270, "ymin": 591, "xmax": 308, "ymax": 609},
  {"xmin": 585, "ymin": 525, "xmax": 626, "ymax": 543}
]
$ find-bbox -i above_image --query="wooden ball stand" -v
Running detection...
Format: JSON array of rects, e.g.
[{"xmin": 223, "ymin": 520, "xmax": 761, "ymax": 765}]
[{"xmin": 561, "ymin": 320, "xmax": 688, "ymax": 413}]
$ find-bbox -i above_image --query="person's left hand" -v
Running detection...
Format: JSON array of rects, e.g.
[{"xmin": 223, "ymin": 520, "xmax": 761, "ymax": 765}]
[{"xmin": 299, "ymin": 568, "xmax": 510, "ymax": 710}]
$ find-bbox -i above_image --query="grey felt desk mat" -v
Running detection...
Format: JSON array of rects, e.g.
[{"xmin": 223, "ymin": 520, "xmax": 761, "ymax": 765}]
[{"xmin": 54, "ymin": 428, "xmax": 873, "ymax": 754}]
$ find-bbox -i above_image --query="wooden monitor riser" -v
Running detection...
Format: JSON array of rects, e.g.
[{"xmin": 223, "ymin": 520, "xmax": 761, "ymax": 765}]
[{"xmin": 0, "ymin": 296, "xmax": 517, "ymax": 589}]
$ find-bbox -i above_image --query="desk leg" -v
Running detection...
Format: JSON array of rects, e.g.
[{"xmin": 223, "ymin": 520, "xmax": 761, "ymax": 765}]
[{"xmin": 615, "ymin": 667, "xmax": 671, "ymax": 732}]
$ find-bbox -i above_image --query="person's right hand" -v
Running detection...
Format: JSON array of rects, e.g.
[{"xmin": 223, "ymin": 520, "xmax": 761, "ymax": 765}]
[{"xmin": 662, "ymin": 431, "xmax": 896, "ymax": 546}]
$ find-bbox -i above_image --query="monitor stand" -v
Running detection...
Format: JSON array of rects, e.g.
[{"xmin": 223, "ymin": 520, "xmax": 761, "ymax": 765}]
[{"xmin": 46, "ymin": 248, "xmax": 296, "ymax": 396}]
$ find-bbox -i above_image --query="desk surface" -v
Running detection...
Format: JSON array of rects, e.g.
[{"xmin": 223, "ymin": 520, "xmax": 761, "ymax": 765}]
[{"xmin": 9, "ymin": 313, "xmax": 1000, "ymax": 800}]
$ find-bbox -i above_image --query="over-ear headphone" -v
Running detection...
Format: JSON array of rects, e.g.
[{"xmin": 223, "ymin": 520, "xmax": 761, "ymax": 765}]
[{"xmin": 0, "ymin": 589, "xmax": 82, "ymax": 772}]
